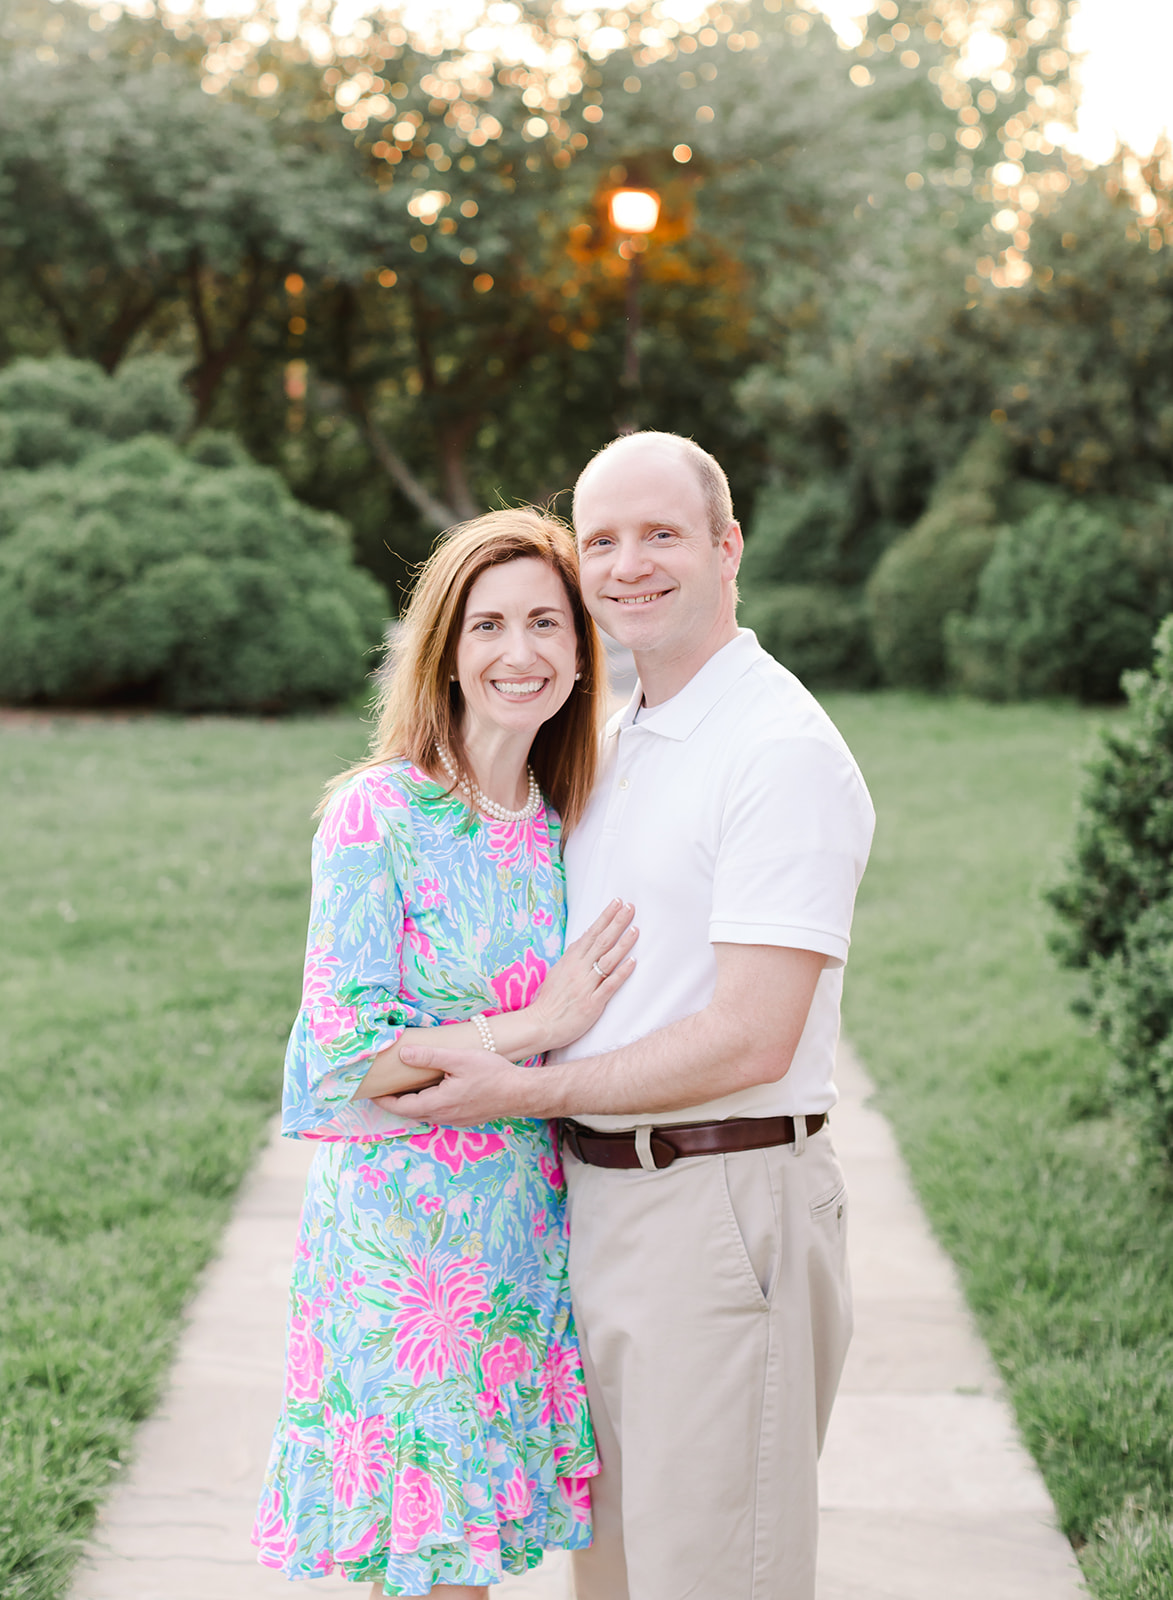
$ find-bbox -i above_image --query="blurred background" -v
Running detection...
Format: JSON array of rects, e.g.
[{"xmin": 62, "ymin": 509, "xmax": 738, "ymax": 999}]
[
  {"xmin": 3, "ymin": 0, "xmax": 1173, "ymax": 712},
  {"xmin": 5, "ymin": 6, "xmax": 1173, "ymax": 1599}
]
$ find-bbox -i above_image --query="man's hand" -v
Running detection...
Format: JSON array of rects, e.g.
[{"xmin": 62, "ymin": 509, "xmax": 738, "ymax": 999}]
[
  {"xmin": 373, "ymin": 1045, "xmax": 552, "ymax": 1126},
  {"xmin": 377, "ymin": 944, "xmax": 827, "ymax": 1126}
]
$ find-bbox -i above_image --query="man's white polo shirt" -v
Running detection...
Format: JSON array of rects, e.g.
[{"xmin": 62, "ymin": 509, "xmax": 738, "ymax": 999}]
[{"xmin": 551, "ymin": 629, "xmax": 875, "ymax": 1131}]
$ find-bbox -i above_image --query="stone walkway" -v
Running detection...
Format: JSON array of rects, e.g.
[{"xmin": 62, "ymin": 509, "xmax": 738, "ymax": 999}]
[{"xmin": 69, "ymin": 1045, "xmax": 1085, "ymax": 1599}]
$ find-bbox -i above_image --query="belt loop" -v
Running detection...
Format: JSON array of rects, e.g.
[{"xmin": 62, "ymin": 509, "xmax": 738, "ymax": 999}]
[
  {"xmin": 791, "ymin": 1115, "xmax": 807, "ymax": 1158},
  {"xmin": 634, "ymin": 1126, "xmax": 658, "ymax": 1172}
]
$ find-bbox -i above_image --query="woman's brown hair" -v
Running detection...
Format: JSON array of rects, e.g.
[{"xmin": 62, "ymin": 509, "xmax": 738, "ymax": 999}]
[{"xmin": 322, "ymin": 507, "xmax": 604, "ymax": 831}]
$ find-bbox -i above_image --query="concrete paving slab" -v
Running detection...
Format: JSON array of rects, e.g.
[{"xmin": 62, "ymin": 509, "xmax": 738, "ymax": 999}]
[
  {"xmin": 817, "ymin": 1510, "xmax": 1084, "ymax": 1600},
  {"xmin": 817, "ymin": 1044, "xmax": 1085, "ymax": 1598},
  {"xmin": 820, "ymin": 1394, "xmax": 1054, "ymax": 1512},
  {"xmin": 70, "ymin": 1043, "xmax": 1086, "ymax": 1600},
  {"xmin": 69, "ymin": 1128, "xmax": 564, "ymax": 1600}
]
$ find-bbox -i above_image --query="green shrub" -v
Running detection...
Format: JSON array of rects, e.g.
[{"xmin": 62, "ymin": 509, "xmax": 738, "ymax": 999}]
[
  {"xmin": 0, "ymin": 427, "xmax": 388, "ymax": 711},
  {"xmin": 947, "ymin": 498, "xmax": 1167, "ymax": 702},
  {"xmin": 739, "ymin": 472, "xmax": 901, "ymax": 594},
  {"xmin": 741, "ymin": 476, "xmax": 855, "ymax": 586},
  {"xmin": 1048, "ymin": 616, "xmax": 1173, "ymax": 1156},
  {"xmin": 865, "ymin": 427, "xmax": 1011, "ymax": 689},
  {"xmin": 739, "ymin": 583, "xmax": 877, "ymax": 688},
  {"xmin": 0, "ymin": 355, "xmax": 191, "ymax": 469}
]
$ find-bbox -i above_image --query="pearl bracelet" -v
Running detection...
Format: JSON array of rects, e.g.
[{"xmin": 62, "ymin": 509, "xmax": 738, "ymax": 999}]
[{"xmin": 472, "ymin": 1013, "xmax": 497, "ymax": 1053}]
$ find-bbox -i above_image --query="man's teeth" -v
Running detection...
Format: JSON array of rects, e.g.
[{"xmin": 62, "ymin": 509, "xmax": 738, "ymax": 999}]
[
  {"xmin": 615, "ymin": 593, "xmax": 665, "ymax": 605},
  {"xmin": 492, "ymin": 680, "xmax": 545, "ymax": 696}
]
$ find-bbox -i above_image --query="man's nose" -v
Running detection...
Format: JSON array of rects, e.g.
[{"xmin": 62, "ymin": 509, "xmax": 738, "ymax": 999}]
[{"xmin": 609, "ymin": 537, "xmax": 655, "ymax": 581}]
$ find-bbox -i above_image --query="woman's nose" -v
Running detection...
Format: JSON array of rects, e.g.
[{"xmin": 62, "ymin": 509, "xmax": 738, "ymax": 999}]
[{"xmin": 500, "ymin": 625, "xmax": 538, "ymax": 665}]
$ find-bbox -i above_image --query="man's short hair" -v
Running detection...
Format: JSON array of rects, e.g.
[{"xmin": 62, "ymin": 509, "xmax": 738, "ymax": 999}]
[{"xmin": 573, "ymin": 431, "xmax": 734, "ymax": 544}]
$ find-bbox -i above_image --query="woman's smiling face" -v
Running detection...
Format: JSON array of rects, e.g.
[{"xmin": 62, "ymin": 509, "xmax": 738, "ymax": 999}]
[{"xmin": 454, "ymin": 557, "xmax": 579, "ymax": 744}]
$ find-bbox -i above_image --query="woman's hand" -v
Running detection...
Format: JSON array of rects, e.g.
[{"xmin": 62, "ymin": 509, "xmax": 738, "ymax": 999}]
[{"xmin": 529, "ymin": 898, "xmax": 638, "ymax": 1052}]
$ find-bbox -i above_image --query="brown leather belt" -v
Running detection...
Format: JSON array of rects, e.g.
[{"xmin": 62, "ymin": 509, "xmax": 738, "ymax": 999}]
[{"xmin": 560, "ymin": 1113, "xmax": 827, "ymax": 1171}]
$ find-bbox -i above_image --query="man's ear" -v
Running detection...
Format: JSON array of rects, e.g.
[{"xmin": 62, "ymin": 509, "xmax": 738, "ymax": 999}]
[{"xmin": 720, "ymin": 520, "xmax": 744, "ymax": 580}]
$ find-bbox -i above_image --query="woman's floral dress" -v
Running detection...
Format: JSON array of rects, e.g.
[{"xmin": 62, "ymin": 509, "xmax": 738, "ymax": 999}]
[{"xmin": 251, "ymin": 760, "xmax": 597, "ymax": 1595}]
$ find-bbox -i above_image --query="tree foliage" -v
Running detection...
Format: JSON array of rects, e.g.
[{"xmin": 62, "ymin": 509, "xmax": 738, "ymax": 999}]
[
  {"xmin": 8, "ymin": 0, "xmax": 1173, "ymax": 704},
  {"xmin": 0, "ymin": 0, "xmax": 985, "ymax": 598},
  {"xmin": 1048, "ymin": 617, "xmax": 1173, "ymax": 1155}
]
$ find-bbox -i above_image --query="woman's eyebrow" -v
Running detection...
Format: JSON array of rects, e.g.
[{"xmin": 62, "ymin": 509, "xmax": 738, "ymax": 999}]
[{"xmin": 465, "ymin": 605, "xmax": 567, "ymax": 621}]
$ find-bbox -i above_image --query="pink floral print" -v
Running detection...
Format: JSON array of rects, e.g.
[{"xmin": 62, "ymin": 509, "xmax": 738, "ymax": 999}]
[
  {"xmin": 333, "ymin": 1414, "xmax": 394, "ymax": 1509},
  {"xmin": 317, "ymin": 782, "xmax": 381, "ymax": 857},
  {"xmin": 539, "ymin": 1345, "xmax": 589, "ymax": 1428},
  {"xmin": 281, "ymin": 762, "xmax": 564, "ymax": 1142},
  {"xmin": 284, "ymin": 1297, "xmax": 324, "ymax": 1402},
  {"xmin": 490, "ymin": 946, "xmax": 549, "ymax": 1014},
  {"xmin": 386, "ymin": 1255, "xmax": 491, "ymax": 1383},
  {"xmin": 253, "ymin": 761, "xmax": 596, "ymax": 1594},
  {"xmin": 482, "ymin": 1336, "xmax": 532, "ymax": 1388},
  {"xmin": 408, "ymin": 1123, "xmax": 507, "ymax": 1176},
  {"xmin": 389, "ymin": 1466, "xmax": 446, "ymax": 1550}
]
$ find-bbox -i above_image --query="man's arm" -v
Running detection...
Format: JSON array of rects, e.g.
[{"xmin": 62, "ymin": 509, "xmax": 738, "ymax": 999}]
[{"xmin": 377, "ymin": 942, "xmax": 826, "ymax": 1127}]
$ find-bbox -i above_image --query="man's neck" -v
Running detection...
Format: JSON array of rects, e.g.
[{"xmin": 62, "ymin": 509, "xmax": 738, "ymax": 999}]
[{"xmin": 633, "ymin": 617, "xmax": 740, "ymax": 709}]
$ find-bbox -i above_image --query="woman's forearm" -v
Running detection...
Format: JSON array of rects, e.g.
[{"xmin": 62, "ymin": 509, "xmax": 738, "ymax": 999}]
[{"xmin": 352, "ymin": 1007, "xmax": 545, "ymax": 1099}]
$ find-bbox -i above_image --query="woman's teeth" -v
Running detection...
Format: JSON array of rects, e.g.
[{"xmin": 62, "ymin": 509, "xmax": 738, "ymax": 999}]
[{"xmin": 492, "ymin": 680, "xmax": 546, "ymax": 697}]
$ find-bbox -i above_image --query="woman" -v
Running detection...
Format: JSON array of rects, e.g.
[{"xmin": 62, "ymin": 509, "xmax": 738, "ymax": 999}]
[{"xmin": 252, "ymin": 508, "xmax": 636, "ymax": 1597}]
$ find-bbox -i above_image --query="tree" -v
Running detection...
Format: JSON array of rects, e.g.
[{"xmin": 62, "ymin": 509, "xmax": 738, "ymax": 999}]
[{"xmin": 0, "ymin": 10, "xmax": 377, "ymax": 421}]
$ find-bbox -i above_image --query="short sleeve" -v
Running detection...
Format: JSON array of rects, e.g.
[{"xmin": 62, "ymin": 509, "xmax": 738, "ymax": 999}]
[
  {"xmin": 281, "ymin": 776, "xmax": 429, "ymax": 1138},
  {"xmin": 709, "ymin": 736, "xmax": 875, "ymax": 967}
]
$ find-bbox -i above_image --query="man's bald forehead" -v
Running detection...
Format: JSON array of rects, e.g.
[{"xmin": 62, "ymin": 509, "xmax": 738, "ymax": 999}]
[{"xmin": 573, "ymin": 430, "xmax": 733, "ymax": 543}]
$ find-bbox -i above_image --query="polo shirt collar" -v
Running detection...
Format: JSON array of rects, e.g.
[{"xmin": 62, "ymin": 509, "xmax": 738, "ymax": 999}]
[{"xmin": 614, "ymin": 629, "xmax": 765, "ymax": 742}]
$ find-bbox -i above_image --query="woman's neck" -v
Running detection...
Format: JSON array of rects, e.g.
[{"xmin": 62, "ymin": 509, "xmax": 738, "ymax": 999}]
[{"xmin": 457, "ymin": 722, "xmax": 533, "ymax": 811}]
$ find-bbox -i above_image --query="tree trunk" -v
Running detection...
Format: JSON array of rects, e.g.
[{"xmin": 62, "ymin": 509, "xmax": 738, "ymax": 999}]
[
  {"xmin": 97, "ymin": 278, "xmax": 163, "ymax": 373},
  {"xmin": 438, "ymin": 417, "xmax": 480, "ymax": 522},
  {"xmin": 348, "ymin": 386, "xmax": 458, "ymax": 532},
  {"xmin": 185, "ymin": 252, "xmax": 272, "ymax": 428}
]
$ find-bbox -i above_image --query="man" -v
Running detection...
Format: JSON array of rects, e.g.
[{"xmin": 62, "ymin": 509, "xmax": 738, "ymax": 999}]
[{"xmin": 390, "ymin": 431, "xmax": 875, "ymax": 1600}]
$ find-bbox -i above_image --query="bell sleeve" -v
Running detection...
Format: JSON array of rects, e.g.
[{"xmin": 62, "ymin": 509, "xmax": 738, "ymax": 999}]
[{"xmin": 281, "ymin": 774, "xmax": 430, "ymax": 1139}]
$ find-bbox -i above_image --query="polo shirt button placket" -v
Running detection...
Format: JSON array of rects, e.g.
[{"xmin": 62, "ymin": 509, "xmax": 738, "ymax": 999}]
[{"xmin": 603, "ymin": 767, "xmax": 634, "ymax": 835}]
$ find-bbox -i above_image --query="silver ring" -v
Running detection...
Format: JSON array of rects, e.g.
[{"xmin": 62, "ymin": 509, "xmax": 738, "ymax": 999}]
[{"xmin": 592, "ymin": 960, "xmax": 606, "ymax": 978}]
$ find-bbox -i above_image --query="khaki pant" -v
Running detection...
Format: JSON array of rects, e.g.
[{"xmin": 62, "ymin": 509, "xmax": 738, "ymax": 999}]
[{"xmin": 565, "ymin": 1126, "xmax": 851, "ymax": 1600}]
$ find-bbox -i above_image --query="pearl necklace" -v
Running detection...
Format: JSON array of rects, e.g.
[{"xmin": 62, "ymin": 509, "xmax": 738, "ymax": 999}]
[{"xmin": 436, "ymin": 745, "xmax": 541, "ymax": 823}]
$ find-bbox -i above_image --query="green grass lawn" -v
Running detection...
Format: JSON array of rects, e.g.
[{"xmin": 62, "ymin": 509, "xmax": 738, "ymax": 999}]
[
  {"xmin": 0, "ymin": 713, "xmax": 367, "ymax": 1600},
  {"xmin": 3, "ymin": 698, "xmax": 1173, "ymax": 1599},
  {"xmin": 827, "ymin": 692, "xmax": 1173, "ymax": 1598}
]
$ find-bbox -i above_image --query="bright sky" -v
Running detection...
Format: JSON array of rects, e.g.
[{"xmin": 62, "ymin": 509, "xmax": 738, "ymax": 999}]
[
  {"xmin": 134, "ymin": 0, "xmax": 1173, "ymax": 167},
  {"xmin": 1063, "ymin": 0, "xmax": 1173, "ymax": 163},
  {"xmin": 818, "ymin": 0, "xmax": 1173, "ymax": 165}
]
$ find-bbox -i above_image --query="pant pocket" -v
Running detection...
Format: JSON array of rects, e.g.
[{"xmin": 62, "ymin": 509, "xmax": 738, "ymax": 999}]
[
  {"xmin": 810, "ymin": 1179, "xmax": 847, "ymax": 1235},
  {"xmin": 721, "ymin": 1149, "xmax": 781, "ymax": 1307}
]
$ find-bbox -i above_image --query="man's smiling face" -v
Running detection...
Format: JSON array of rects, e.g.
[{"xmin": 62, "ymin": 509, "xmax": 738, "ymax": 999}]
[{"xmin": 574, "ymin": 438, "xmax": 740, "ymax": 678}]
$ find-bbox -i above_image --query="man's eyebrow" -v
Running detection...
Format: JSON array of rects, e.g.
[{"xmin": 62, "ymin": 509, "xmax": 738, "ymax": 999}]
[{"xmin": 581, "ymin": 519, "xmax": 683, "ymax": 536}]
